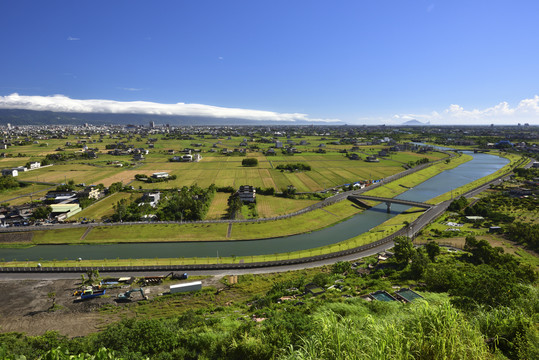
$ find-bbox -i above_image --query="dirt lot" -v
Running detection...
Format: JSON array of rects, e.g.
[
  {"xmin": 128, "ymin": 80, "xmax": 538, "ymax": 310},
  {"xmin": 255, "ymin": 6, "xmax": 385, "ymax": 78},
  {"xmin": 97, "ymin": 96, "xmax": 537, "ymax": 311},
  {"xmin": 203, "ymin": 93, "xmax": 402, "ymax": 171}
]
[{"xmin": 0, "ymin": 275, "xmax": 223, "ymax": 338}]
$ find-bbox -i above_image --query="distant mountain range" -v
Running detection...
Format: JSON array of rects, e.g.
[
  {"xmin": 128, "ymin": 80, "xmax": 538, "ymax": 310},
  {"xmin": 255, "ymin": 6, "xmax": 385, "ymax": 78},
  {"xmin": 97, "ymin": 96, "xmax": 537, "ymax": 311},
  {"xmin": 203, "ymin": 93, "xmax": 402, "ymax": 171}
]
[
  {"xmin": 402, "ymin": 119, "xmax": 430, "ymax": 126},
  {"xmin": 0, "ymin": 109, "xmax": 345, "ymax": 126}
]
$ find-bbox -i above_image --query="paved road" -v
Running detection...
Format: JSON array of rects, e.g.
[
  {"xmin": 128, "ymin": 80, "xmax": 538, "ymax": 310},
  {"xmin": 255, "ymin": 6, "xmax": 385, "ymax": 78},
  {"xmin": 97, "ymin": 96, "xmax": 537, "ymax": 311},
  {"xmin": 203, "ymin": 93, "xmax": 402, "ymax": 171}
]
[{"xmin": 0, "ymin": 241, "xmax": 393, "ymax": 280}]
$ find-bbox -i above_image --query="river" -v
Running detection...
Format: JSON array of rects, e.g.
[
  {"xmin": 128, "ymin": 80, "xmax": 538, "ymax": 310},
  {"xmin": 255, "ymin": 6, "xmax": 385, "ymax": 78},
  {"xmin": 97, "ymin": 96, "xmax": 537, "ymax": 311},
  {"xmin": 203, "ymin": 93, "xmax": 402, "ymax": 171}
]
[{"xmin": 0, "ymin": 152, "xmax": 508, "ymax": 261}]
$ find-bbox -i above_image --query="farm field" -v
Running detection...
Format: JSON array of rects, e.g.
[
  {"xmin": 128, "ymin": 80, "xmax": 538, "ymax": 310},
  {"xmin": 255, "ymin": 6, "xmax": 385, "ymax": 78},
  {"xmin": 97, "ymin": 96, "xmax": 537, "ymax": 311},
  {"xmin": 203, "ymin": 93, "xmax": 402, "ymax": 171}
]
[
  {"xmin": 254, "ymin": 195, "xmax": 318, "ymax": 218},
  {"xmin": 0, "ymin": 183, "xmax": 53, "ymax": 205},
  {"xmin": 205, "ymin": 192, "xmax": 230, "ymax": 220},
  {"xmin": 75, "ymin": 192, "xmax": 134, "ymax": 221},
  {"xmin": 1, "ymin": 135, "xmax": 449, "ymax": 193},
  {"xmin": 16, "ymin": 164, "xmax": 124, "ymax": 186}
]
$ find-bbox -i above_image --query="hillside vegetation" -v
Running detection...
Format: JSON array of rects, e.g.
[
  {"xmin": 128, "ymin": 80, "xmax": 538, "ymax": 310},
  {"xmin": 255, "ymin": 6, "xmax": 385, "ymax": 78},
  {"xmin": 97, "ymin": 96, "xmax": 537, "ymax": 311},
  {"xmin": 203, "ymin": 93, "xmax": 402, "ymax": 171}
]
[{"xmin": 1, "ymin": 237, "xmax": 536, "ymax": 360}]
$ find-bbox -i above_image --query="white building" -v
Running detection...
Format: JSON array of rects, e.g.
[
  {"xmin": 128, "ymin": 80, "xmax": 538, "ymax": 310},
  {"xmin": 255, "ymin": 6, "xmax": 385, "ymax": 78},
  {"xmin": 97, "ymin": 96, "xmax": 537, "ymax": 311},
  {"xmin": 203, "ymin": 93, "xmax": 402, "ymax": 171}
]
[
  {"xmin": 1, "ymin": 169, "xmax": 18, "ymax": 177},
  {"xmin": 152, "ymin": 172, "xmax": 169, "ymax": 179}
]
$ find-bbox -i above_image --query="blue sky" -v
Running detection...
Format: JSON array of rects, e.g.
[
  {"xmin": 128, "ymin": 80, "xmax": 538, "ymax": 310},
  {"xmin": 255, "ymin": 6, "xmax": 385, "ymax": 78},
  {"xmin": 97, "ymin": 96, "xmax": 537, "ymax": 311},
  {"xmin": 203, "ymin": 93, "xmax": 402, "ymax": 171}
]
[{"xmin": 1, "ymin": 0, "xmax": 539, "ymax": 124}]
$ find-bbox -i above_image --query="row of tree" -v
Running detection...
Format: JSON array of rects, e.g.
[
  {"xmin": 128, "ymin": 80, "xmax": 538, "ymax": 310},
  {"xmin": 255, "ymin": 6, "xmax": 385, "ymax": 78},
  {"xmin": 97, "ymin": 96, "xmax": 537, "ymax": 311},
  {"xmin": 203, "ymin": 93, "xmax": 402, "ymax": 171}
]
[{"xmin": 275, "ymin": 163, "xmax": 311, "ymax": 171}]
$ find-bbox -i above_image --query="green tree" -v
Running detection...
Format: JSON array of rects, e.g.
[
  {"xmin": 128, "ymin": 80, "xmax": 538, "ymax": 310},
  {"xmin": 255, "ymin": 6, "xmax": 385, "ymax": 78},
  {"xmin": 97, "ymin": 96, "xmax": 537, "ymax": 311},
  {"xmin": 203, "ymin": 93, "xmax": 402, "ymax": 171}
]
[
  {"xmin": 448, "ymin": 196, "xmax": 468, "ymax": 211},
  {"xmin": 410, "ymin": 249, "xmax": 429, "ymax": 279},
  {"xmin": 32, "ymin": 205, "xmax": 52, "ymax": 220},
  {"xmin": 0, "ymin": 175, "xmax": 20, "ymax": 190},
  {"xmin": 55, "ymin": 179, "xmax": 75, "ymax": 191},
  {"xmin": 331, "ymin": 261, "xmax": 351, "ymax": 274},
  {"xmin": 242, "ymin": 158, "xmax": 258, "ymax": 167},
  {"xmin": 425, "ymin": 241, "xmax": 441, "ymax": 262},
  {"xmin": 108, "ymin": 182, "xmax": 123, "ymax": 194},
  {"xmin": 393, "ymin": 236, "xmax": 415, "ymax": 264}
]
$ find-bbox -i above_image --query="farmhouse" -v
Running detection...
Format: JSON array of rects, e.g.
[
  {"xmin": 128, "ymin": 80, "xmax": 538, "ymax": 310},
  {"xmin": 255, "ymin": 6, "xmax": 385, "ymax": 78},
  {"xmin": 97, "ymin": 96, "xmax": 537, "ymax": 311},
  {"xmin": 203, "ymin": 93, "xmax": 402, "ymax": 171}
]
[
  {"xmin": 141, "ymin": 192, "xmax": 160, "ymax": 207},
  {"xmin": 237, "ymin": 185, "xmax": 256, "ymax": 203},
  {"xmin": 1, "ymin": 169, "xmax": 18, "ymax": 177},
  {"xmin": 79, "ymin": 186, "xmax": 101, "ymax": 200}
]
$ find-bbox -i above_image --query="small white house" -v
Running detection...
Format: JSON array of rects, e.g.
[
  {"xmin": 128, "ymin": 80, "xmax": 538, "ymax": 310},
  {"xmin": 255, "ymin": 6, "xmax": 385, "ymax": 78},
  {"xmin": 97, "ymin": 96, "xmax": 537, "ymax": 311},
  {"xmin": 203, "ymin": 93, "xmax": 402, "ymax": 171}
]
[
  {"xmin": 29, "ymin": 161, "xmax": 41, "ymax": 170},
  {"xmin": 152, "ymin": 172, "xmax": 169, "ymax": 179},
  {"xmin": 1, "ymin": 169, "xmax": 18, "ymax": 177}
]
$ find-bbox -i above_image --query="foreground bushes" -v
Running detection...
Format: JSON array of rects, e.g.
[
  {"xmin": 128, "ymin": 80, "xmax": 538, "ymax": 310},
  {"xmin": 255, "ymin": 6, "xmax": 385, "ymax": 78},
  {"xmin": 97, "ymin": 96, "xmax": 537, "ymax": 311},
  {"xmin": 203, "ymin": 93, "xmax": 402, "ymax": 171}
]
[{"xmin": 284, "ymin": 301, "xmax": 490, "ymax": 360}]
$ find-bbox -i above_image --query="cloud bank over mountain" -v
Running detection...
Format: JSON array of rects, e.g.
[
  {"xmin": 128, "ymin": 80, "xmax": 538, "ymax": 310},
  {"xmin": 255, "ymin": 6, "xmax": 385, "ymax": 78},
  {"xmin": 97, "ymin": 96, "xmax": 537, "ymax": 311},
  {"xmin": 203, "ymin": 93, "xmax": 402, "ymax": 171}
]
[
  {"xmin": 1, "ymin": 93, "xmax": 538, "ymax": 125},
  {"xmin": 392, "ymin": 96, "xmax": 539, "ymax": 125},
  {"xmin": 0, "ymin": 93, "xmax": 341, "ymax": 123}
]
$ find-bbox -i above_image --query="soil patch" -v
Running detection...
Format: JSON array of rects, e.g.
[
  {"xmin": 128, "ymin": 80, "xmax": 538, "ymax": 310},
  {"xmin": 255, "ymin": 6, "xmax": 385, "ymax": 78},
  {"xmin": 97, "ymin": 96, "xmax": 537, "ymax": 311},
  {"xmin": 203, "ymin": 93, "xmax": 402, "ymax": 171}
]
[{"xmin": 0, "ymin": 276, "xmax": 224, "ymax": 338}]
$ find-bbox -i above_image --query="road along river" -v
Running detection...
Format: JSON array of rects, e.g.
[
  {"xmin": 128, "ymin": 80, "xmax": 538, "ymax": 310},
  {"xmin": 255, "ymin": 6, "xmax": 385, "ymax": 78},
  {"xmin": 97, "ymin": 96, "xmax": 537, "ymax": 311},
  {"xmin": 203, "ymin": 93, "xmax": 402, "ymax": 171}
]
[{"xmin": 0, "ymin": 152, "xmax": 508, "ymax": 261}]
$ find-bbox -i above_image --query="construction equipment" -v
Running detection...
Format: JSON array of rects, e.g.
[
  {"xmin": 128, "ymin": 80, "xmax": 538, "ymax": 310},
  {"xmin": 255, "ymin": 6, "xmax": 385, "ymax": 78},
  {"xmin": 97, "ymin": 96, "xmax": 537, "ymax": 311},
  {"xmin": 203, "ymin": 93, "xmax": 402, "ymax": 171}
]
[
  {"xmin": 140, "ymin": 272, "xmax": 188, "ymax": 285},
  {"xmin": 164, "ymin": 272, "xmax": 188, "ymax": 280},
  {"xmin": 80, "ymin": 288, "xmax": 106, "ymax": 300},
  {"xmin": 73, "ymin": 285, "xmax": 101, "ymax": 297},
  {"xmin": 117, "ymin": 288, "xmax": 148, "ymax": 301}
]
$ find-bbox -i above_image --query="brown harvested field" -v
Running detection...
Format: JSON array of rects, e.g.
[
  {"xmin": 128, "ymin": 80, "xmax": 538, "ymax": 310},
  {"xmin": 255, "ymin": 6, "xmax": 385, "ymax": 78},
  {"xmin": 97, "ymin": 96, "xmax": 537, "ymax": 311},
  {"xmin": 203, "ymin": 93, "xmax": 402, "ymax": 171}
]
[{"xmin": 206, "ymin": 192, "xmax": 230, "ymax": 219}]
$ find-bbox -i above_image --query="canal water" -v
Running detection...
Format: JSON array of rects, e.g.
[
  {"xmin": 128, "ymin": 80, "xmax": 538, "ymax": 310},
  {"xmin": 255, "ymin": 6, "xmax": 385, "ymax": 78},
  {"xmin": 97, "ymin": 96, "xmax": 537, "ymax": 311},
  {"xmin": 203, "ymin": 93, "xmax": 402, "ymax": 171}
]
[{"xmin": 0, "ymin": 152, "xmax": 508, "ymax": 261}]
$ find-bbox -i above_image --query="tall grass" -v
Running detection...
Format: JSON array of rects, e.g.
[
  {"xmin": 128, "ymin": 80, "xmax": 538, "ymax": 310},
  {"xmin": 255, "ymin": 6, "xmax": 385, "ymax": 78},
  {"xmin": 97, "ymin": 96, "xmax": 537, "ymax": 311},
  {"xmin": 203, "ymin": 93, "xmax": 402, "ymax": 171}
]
[{"xmin": 282, "ymin": 300, "xmax": 490, "ymax": 360}]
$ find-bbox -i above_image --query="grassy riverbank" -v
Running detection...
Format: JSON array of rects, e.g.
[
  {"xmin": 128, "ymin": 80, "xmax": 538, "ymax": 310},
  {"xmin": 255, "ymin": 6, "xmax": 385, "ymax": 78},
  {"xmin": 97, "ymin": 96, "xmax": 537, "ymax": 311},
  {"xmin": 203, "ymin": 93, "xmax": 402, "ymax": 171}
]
[
  {"xmin": 426, "ymin": 151, "xmax": 528, "ymax": 204},
  {"xmin": 0, "ymin": 208, "xmax": 424, "ymax": 268},
  {"xmin": 7, "ymin": 199, "xmax": 364, "ymax": 246},
  {"xmin": 362, "ymin": 152, "xmax": 471, "ymax": 199}
]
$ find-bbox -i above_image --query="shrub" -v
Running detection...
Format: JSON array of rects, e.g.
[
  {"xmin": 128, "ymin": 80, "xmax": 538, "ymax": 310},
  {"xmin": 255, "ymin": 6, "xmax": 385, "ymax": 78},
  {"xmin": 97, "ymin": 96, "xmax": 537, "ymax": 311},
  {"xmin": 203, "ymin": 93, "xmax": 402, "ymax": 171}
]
[{"xmin": 242, "ymin": 158, "xmax": 258, "ymax": 167}]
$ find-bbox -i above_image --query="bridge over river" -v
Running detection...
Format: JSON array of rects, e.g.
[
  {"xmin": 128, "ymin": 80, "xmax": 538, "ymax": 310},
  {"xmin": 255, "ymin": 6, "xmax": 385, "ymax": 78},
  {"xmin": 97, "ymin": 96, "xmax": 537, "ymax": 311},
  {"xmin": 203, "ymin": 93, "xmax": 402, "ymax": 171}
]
[{"xmin": 348, "ymin": 195, "xmax": 434, "ymax": 213}]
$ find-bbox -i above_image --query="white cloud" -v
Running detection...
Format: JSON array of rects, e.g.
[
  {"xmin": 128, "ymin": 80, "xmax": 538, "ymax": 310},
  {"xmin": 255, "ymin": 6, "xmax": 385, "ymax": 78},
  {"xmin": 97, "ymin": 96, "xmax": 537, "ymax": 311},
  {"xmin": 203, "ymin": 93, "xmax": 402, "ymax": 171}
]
[
  {"xmin": 118, "ymin": 87, "xmax": 142, "ymax": 92},
  {"xmin": 67, "ymin": 36, "xmax": 80, "ymax": 41},
  {"xmin": 0, "ymin": 93, "xmax": 341, "ymax": 123},
  {"xmin": 391, "ymin": 96, "xmax": 539, "ymax": 125}
]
